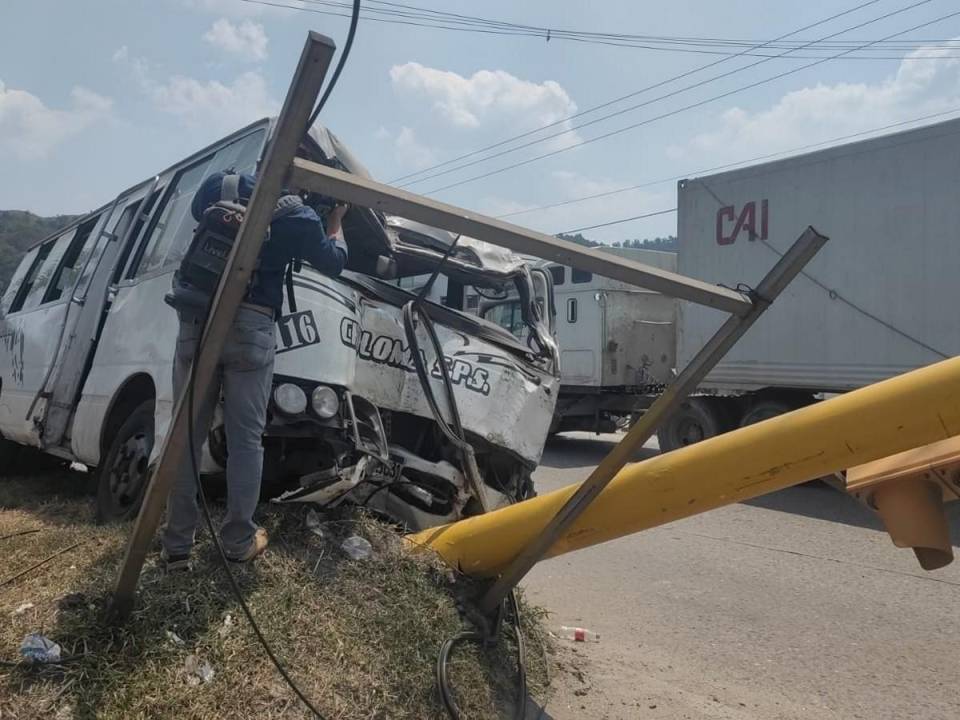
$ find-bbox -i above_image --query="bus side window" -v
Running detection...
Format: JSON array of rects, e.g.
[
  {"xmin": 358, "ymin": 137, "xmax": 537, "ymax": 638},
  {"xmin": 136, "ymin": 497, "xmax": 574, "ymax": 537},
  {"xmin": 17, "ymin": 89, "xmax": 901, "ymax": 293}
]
[
  {"xmin": 1, "ymin": 246, "xmax": 40, "ymax": 314},
  {"xmin": 571, "ymin": 268, "xmax": 592, "ymax": 284},
  {"xmin": 118, "ymin": 188, "xmax": 165, "ymax": 283},
  {"xmin": 44, "ymin": 214, "xmax": 103, "ymax": 304},
  {"xmin": 9, "ymin": 233, "xmax": 72, "ymax": 313},
  {"xmin": 133, "ymin": 129, "xmax": 266, "ymax": 278},
  {"xmin": 549, "ymin": 266, "xmax": 565, "ymax": 286}
]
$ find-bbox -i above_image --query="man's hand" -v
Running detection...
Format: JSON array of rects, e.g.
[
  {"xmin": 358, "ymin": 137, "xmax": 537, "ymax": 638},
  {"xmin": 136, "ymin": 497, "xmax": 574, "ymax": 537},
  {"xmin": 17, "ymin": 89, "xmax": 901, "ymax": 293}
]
[{"xmin": 326, "ymin": 203, "xmax": 349, "ymax": 238}]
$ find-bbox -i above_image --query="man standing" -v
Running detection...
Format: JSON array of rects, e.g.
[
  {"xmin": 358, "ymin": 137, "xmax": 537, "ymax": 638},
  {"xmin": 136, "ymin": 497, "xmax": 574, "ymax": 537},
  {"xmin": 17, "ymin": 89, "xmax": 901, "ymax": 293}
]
[{"xmin": 161, "ymin": 171, "xmax": 348, "ymax": 569}]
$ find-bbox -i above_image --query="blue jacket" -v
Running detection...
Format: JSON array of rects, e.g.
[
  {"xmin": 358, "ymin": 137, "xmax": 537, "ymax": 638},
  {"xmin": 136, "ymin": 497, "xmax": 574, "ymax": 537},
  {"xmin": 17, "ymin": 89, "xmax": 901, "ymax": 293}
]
[{"xmin": 191, "ymin": 172, "xmax": 348, "ymax": 312}]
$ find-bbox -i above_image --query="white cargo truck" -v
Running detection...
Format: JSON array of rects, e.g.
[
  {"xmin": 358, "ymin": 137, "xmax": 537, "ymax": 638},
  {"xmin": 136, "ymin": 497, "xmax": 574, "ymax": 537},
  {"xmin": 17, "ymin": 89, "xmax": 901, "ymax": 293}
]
[{"xmin": 657, "ymin": 115, "xmax": 960, "ymax": 450}]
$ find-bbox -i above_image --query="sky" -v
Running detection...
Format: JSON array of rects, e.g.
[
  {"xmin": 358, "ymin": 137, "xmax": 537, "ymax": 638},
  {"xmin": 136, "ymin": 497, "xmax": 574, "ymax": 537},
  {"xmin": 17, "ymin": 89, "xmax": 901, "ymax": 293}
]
[{"xmin": 2, "ymin": 0, "xmax": 960, "ymax": 243}]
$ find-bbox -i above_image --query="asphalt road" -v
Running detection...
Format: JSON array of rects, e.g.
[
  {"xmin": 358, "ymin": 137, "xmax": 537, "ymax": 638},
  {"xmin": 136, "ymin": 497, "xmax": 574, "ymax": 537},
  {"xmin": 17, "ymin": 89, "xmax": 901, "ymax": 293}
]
[{"xmin": 523, "ymin": 433, "xmax": 960, "ymax": 720}]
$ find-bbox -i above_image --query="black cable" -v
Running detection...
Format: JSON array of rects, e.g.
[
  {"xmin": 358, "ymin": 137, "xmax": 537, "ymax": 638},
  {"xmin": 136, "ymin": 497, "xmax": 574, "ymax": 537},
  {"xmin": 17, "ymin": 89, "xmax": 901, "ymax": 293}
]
[
  {"xmin": 185, "ymin": 309, "xmax": 327, "ymax": 719},
  {"xmin": 307, "ymin": 0, "xmax": 361, "ymax": 129}
]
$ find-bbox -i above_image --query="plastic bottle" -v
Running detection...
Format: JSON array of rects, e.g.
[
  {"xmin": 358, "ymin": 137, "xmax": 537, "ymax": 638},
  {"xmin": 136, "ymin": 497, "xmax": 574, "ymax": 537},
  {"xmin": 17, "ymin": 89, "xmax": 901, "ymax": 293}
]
[{"xmin": 558, "ymin": 626, "xmax": 600, "ymax": 642}]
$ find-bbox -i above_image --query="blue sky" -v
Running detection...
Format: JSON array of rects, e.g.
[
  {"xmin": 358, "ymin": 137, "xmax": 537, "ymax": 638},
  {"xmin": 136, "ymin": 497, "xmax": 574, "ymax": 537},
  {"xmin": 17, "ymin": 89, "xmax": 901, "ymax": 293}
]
[{"xmin": 2, "ymin": 0, "xmax": 960, "ymax": 242}]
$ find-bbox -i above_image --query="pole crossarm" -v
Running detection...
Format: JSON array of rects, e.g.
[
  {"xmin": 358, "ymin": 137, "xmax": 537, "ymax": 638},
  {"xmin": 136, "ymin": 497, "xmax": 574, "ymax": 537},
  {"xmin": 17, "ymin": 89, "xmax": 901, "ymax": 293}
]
[{"xmin": 289, "ymin": 158, "xmax": 753, "ymax": 315}]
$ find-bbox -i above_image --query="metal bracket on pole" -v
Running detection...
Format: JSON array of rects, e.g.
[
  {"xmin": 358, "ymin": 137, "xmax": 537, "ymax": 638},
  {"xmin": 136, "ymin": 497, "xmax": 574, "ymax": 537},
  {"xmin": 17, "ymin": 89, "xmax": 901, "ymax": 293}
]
[
  {"xmin": 477, "ymin": 226, "xmax": 829, "ymax": 616},
  {"xmin": 108, "ymin": 33, "xmax": 337, "ymax": 621}
]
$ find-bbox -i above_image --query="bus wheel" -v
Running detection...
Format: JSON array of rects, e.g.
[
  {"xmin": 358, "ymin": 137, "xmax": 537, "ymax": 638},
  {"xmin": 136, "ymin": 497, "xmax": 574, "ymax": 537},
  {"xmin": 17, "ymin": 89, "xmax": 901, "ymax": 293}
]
[
  {"xmin": 656, "ymin": 397, "xmax": 727, "ymax": 453},
  {"xmin": 0, "ymin": 437, "xmax": 22, "ymax": 474},
  {"xmin": 96, "ymin": 400, "xmax": 154, "ymax": 523}
]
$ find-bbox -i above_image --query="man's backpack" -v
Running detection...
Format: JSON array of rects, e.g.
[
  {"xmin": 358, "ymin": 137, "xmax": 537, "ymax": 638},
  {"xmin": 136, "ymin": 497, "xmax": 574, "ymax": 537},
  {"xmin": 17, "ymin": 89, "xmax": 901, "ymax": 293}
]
[{"xmin": 165, "ymin": 172, "xmax": 303, "ymax": 315}]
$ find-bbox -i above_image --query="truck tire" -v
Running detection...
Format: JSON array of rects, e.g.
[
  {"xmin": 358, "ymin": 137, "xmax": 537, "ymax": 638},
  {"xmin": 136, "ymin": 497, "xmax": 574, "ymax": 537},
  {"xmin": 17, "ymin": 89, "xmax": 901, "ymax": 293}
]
[
  {"xmin": 739, "ymin": 399, "xmax": 794, "ymax": 427},
  {"xmin": 657, "ymin": 397, "xmax": 727, "ymax": 453},
  {"xmin": 96, "ymin": 400, "xmax": 154, "ymax": 523}
]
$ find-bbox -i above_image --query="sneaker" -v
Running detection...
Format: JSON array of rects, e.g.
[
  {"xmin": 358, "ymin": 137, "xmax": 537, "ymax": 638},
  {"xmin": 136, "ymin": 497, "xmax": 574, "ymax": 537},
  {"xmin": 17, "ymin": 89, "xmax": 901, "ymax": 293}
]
[
  {"xmin": 160, "ymin": 547, "xmax": 191, "ymax": 572},
  {"xmin": 227, "ymin": 527, "xmax": 269, "ymax": 563}
]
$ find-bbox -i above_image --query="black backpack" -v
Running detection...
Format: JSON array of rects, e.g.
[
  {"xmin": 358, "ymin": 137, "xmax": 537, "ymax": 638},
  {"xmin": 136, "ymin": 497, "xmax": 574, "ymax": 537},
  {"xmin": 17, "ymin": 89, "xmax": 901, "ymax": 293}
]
[{"xmin": 165, "ymin": 173, "xmax": 304, "ymax": 315}]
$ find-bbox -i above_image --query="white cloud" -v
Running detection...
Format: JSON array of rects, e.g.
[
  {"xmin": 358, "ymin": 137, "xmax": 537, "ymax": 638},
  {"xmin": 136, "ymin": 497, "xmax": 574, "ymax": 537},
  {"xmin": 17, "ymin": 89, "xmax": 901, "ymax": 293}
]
[
  {"xmin": 674, "ymin": 41, "xmax": 960, "ymax": 164},
  {"xmin": 477, "ymin": 168, "xmax": 675, "ymax": 244},
  {"xmin": 389, "ymin": 62, "xmax": 580, "ymax": 146},
  {"xmin": 203, "ymin": 18, "xmax": 268, "ymax": 61},
  {"xmin": 115, "ymin": 50, "xmax": 278, "ymax": 131},
  {"xmin": 0, "ymin": 80, "xmax": 112, "ymax": 160},
  {"xmin": 393, "ymin": 126, "xmax": 437, "ymax": 171}
]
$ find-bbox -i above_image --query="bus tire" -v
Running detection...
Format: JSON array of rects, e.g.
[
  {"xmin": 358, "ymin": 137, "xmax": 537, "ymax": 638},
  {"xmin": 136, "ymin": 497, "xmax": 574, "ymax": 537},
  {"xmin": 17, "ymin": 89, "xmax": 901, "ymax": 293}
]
[
  {"xmin": 0, "ymin": 437, "xmax": 22, "ymax": 475},
  {"xmin": 95, "ymin": 400, "xmax": 155, "ymax": 523}
]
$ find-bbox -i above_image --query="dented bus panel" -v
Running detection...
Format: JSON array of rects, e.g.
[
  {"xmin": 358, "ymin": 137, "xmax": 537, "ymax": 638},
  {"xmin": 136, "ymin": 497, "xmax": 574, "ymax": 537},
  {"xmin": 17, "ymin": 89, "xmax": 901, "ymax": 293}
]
[{"xmin": 0, "ymin": 118, "xmax": 559, "ymax": 530}]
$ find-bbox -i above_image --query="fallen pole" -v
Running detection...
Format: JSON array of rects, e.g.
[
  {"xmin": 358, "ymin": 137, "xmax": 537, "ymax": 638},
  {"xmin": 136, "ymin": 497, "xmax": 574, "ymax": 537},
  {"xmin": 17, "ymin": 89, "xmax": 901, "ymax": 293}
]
[{"xmin": 408, "ymin": 354, "xmax": 960, "ymax": 577}]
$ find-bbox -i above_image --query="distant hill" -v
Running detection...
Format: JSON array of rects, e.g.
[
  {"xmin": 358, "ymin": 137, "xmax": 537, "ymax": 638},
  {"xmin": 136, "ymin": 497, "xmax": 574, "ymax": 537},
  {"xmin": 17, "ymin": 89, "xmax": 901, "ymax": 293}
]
[{"xmin": 0, "ymin": 210, "xmax": 81, "ymax": 291}]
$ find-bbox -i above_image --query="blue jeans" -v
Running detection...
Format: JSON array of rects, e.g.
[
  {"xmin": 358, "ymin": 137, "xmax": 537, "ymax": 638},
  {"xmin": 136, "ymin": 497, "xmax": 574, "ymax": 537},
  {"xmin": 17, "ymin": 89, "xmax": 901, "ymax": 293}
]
[{"xmin": 161, "ymin": 305, "xmax": 276, "ymax": 559}]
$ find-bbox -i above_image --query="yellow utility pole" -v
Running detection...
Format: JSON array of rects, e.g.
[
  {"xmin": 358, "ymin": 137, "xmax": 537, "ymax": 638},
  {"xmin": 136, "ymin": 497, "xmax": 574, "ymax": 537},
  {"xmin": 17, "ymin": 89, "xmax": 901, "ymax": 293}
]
[{"xmin": 409, "ymin": 355, "xmax": 960, "ymax": 577}]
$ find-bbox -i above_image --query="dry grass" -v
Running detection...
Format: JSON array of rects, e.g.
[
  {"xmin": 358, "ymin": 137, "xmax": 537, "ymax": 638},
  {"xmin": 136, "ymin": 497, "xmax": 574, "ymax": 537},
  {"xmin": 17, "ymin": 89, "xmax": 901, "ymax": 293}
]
[{"xmin": 0, "ymin": 469, "xmax": 553, "ymax": 719}]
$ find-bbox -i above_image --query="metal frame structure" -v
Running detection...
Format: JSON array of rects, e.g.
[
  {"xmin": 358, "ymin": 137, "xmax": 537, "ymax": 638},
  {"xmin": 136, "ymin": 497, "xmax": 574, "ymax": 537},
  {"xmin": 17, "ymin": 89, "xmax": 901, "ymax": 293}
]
[{"xmin": 111, "ymin": 31, "xmax": 824, "ymax": 619}]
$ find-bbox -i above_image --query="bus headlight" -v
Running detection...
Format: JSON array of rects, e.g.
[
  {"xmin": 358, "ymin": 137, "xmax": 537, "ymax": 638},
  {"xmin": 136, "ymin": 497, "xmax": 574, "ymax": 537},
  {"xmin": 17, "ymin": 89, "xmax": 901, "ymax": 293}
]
[
  {"xmin": 273, "ymin": 383, "xmax": 308, "ymax": 415},
  {"xmin": 311, "ymin": 385, "xmax": 340, "ymax": 419}
]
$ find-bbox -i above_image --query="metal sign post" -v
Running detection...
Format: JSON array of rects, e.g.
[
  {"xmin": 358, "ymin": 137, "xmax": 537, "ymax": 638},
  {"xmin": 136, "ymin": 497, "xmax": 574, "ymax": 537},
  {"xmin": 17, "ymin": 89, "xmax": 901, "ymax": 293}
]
[
  {"xmin": 109, "ymin": 33, "xmax": 337, "ymax": 620},
  {"xmin": 477, "ymin": 226, "xmax": 828, "ymax": 615}
]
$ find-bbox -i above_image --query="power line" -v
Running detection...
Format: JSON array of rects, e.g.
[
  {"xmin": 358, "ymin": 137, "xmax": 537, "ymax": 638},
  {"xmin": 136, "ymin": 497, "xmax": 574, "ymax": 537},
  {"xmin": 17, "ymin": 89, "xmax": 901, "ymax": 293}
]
[
  {"xmin": 401, "ymin": 0, "xmax": 940, "ymax": 189},
  {"xmin": 420, "ymin": 5, "xmax": 960, "ymax": 195},
  {"xmin": 255, "ymin": 0, "xmax": 960, "ymax": 54},
  {"xmin": 241, "ymin": 0, "xmax": 960, "ymax": 63},
  {"xmin": 558, "ymin": 208, "xmax": 678, "ymax": 235},
  {"xmin": 498, "ymin": 107, "xmax": 960, "ymax": 220},
  {"xmin": 389, "ymin": 0, "xmax": 885, "ymax": 184}
]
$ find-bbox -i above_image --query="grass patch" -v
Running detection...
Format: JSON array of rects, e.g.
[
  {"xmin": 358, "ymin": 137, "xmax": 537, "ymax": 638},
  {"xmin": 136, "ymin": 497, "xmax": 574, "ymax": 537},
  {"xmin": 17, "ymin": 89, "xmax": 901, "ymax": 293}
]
[{"xmin": 0, "ymin": 470, "xmax": 553, "ymax": 719}]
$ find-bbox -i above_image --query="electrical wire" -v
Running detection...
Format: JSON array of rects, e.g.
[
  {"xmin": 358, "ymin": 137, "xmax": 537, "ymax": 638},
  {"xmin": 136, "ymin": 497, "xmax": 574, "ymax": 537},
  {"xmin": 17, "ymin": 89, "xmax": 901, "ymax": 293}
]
[
  {"xmin": 170, "ymin": 3, "xmax": 364, "ymax": 714},
  {"xmin": 418, "ymin": 2, "xmax": 959, "ymax": 194},
  {"xmin": 394, "ymin": 243, "xmax": 529, "ymax": 718},
  {"xmin": 559, "ymin": 208, "xmax": 678, "ymax": 235},
  {"xmin": 307, "ymin": 0, "xmax": 361, "ymax": 128},
  {"xmin": 496, "ymin": 106, "xmax": 960, "ymax": 221},
  {"xmin": 390, "ymin": 0, "xmax": 884, "ymax": 184},
  {"xmin": 243, "ymin": 0, "xmax": 960, "ymax": 60},
  {"xmin": 185, "ymin": 316, "xmax": 328, "ymax": 719}
]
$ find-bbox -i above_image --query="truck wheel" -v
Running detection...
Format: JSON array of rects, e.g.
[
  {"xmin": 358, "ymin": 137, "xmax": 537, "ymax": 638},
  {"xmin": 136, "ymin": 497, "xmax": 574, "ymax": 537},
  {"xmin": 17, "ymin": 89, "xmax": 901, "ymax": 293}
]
[
  {"xmin": 739, "ymin": 400, "xmax": 794, "ymax": 427},
  {"xmin": 657, "ymin": 398, "xmax": 725, "ymax": 453},
  {"xmin": 96, "ymin": 400, "xmax": 154, "ymax": 523}
]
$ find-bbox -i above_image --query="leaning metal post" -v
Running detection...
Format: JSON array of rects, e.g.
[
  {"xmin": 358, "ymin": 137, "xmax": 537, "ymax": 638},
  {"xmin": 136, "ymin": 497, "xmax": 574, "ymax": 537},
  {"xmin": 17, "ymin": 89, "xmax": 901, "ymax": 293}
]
[
  {"xmin": 109, "ymin": 33, "xmax": 337, "ymax": 620},
  {"xmin": 476, "ymin": 226, "xmax": 828, "ymax": 615}
]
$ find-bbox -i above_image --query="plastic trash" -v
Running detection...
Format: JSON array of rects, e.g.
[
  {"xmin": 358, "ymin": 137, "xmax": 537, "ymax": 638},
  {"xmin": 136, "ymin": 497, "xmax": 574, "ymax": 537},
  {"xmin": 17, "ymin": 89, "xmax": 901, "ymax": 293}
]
[
  {"xmin": 218, "ymin": 613, "xmax": 235, "ymax": 638},
  {"xmin": 340, "ymin": 535, "xmax": 373, "ymax": 560},
  {"xmin": 166, "ymin": 630, "xmax": 185, "ymax": 645},
  {"xmin": 12, "ymin": 602, "xmax": 34, "ymax": 615},
  {"xmin": 20, "ymin": 633, "xmax": 62, "ymax": 663},
  {"xmin": 305, "ymin": 509, "xmax": 325, "ymax": 539},
  {"xmin": 559, "ymin": 626, "xmax": 600, "ymax": 643},
  {"xmin": 184, "ymin": 654, "xmax": 215, "ymax": 685}
]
